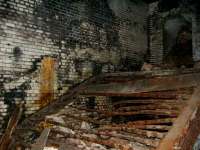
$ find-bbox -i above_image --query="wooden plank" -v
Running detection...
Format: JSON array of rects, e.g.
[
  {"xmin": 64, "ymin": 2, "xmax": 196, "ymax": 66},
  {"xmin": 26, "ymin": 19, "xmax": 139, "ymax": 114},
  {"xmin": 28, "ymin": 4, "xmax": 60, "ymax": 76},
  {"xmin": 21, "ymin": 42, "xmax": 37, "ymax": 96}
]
[
  {"xmin": 156, "ymin": 86, "xmax": 200, "ymax": 150},
  {"xmin": 0, "ymin": 103, "xmax": 23, "ymax": 150},
  {"xmin": 102, "ymin": 118, "xmax": 175, "ymax": 127},
  {"xmin": 100, "ymin": 109, "xmax": 179, "ymax": 117},
  {"xmin": 99, "ymin": 125, "xmax": 171, "ymax": 132},
  {"xmin": 101, "ymin": 68, "xmax": 200, "ymax": 79},
  {"xmin": 51, "ymin": 128, "xmax": 134, "ymax": 150},
  {"xmin": 98, "ymin": 127, "xmax": 166, "ymax": 139},
  {"xmin": 31, "ymin": 128, "xmax": 51, "ymax": 150},
  {"xmin": 178, "ymin": 107, "xmax": 200, "ymax": 150},
  {"xmin": 116, "ymin": 104, "xmax": 182, "ymax": 111},
  {"xmin": 81, "ymin": 73, "xmax": 199, "ymax": 96},
  {"xmin": 112, "ymin": 99, "xmax": 186, "ymax": 106}
]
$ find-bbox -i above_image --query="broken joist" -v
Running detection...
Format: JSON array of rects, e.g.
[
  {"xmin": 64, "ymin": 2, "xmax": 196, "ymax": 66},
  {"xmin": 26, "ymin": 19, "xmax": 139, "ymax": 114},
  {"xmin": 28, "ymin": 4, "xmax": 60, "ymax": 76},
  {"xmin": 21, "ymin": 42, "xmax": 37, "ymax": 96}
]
[{"xmin": 12, "ymin": 69, "xmax": 200, "ymax": 150}]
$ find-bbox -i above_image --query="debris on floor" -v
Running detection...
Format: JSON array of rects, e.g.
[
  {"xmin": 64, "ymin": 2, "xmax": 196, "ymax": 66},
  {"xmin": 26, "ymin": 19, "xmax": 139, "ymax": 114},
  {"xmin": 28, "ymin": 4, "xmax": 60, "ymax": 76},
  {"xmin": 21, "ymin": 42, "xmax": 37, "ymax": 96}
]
[{"xmin": 11, "ymin": 69, "xmax": 200, "ymax": 150}]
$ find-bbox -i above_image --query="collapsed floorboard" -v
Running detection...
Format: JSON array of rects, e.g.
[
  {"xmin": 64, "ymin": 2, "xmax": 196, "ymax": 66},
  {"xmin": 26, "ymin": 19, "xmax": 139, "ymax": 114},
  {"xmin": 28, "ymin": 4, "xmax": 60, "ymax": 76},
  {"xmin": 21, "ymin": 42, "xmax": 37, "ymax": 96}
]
[{"xmin": 11, "ymin": 69, "xmax": 200, "ymax": 150}]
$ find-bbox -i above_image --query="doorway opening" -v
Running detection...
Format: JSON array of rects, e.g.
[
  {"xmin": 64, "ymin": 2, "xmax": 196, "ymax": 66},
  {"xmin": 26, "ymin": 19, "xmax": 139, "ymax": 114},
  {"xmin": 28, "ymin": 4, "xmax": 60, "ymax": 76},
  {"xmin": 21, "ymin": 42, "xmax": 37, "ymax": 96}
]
[{"xmin": 163, "ymin": 16, "xmax": 193, "ymax": 68}]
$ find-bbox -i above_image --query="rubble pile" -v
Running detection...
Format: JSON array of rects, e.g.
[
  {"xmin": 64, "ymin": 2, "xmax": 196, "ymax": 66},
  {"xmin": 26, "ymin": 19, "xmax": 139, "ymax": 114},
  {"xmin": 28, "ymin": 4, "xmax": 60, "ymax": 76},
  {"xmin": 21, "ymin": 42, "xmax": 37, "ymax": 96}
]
[
  {"xmin": 11, "ymin": 69, "xmax": 200, "ymax": 150},
  {"xmin": 33, "ymin": 88, "xmax": 193, "ymax": 150}
]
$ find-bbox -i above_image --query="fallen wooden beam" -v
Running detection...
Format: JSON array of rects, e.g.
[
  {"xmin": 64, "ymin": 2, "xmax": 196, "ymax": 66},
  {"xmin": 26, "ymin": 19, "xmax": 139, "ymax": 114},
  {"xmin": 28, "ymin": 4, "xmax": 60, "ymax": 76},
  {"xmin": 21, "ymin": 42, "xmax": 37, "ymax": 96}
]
[
  {"xmin": 99, "ymin": 125, "xmax": 171, "ymax": 132},
  {"xmin": 69, "ymin": 105, "xmax": 180, "ymax": 118},
  {"xmin": 98, "ymin": 69, "xmax": 194, "ymax": 80},
  {"xmin": 0, "ymin": 103, "xmax": 23, "ymax": 150},
  {"xmin": 31, "ymin": 128, "xmax": 51, "ymax": 150},
  {"xmin": 100, "ymin": 109, "xmax": 179, "ymax": 117},
  {"xmin": 116, "ymin": 104, "xmax": 182, "ymax": 112},
  {"xmin": 98, "ymin": 127, "xmax": 166, "ymax": 139},
  {"xmin": 58, "ymin": 113, "xmax": 103, "ymax": 125},
  {"xmin": 157, "ymin": 86, "xmax": 200, "ymax": 150},
  {"xmin": 178, "ymin": 107, "xmax": 200, "ymax": 150},
  {"xmin": 81, "ymin": 73, "xmax": 199, "ymax": 96},
  {"xmin": 113, "ymin": 99, "xmax": 187, "ymax": 107},
  {"xmin": 103, "ymin": 118, "xmax": 175, "ymax": 127},
  {"xmin": 12, "ymin": 69, "xmax": 200, "ymax": 149}
]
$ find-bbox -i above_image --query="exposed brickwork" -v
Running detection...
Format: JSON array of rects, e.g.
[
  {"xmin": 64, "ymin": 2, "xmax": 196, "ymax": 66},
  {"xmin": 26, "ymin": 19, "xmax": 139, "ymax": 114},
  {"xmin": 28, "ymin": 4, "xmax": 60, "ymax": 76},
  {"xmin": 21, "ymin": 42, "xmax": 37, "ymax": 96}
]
[
  {"xmin": 108, "ymin": 0, "xmax": 148, "ymax": 69},
  {"xmin": 148, "ymin": 2, "xmax": 164, "ymax": 65},
  {"xmin": 0, "ymin": 0, "xmax": 148, "ymax": 134}
]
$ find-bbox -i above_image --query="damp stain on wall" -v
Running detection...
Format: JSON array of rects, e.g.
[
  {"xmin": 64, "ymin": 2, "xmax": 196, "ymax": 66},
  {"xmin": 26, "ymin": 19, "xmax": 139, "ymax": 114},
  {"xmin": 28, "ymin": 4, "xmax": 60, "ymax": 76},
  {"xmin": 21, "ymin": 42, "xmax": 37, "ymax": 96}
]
[{"xmin": 39, "ymin": 57, "xmax": 55, "ymax": 108}]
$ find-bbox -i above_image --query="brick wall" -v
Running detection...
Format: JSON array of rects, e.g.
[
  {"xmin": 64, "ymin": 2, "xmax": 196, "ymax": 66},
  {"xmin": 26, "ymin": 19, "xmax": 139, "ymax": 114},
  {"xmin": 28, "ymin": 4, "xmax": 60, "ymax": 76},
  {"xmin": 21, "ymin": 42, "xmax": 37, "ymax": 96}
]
[
  {"xmin": 0, "ymin": 0, "xmax": 148, "ymax": 134},
  {"xmin": 148, "ymin": 2, "xmax": 164, "ymax": 65},
  {"xmin": 108, "ymin": 0, "xmax": 148, "ymax": 69}
]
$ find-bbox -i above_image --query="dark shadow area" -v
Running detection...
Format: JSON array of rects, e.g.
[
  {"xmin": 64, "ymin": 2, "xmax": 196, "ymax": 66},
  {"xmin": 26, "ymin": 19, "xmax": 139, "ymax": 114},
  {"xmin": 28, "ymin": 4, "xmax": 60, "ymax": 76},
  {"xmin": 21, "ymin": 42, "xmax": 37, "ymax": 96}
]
[{"xmin": 163, "ymin": 16, "xmax": 193, "ymax": 68}]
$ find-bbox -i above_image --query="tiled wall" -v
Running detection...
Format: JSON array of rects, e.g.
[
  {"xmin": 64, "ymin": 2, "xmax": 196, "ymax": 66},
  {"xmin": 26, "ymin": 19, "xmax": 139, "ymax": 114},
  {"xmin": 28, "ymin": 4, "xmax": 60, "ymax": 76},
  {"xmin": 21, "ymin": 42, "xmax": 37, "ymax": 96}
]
[{"xmin": 0, "ymin": 0, "xmax": 148, "ymax": 134}]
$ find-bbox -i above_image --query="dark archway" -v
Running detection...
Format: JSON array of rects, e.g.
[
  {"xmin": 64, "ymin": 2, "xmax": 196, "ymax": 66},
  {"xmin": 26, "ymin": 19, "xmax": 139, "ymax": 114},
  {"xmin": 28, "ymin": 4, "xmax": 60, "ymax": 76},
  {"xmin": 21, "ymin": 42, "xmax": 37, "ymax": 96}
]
[{"xmin": 163, "ymin": 16, "xmax": 193, "ymax": 68}]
